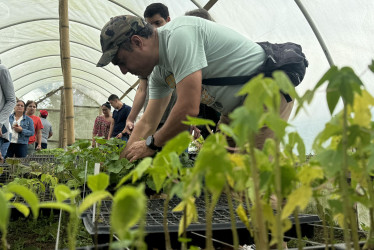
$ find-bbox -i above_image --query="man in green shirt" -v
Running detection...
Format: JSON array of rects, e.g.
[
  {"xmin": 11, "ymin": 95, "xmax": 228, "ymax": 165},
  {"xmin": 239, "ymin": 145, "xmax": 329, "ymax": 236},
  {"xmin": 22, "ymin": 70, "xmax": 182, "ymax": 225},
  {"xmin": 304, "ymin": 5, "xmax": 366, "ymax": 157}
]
[{"xmin": 97, "ymin": 15, "xmax": 294, "ymax": 161}]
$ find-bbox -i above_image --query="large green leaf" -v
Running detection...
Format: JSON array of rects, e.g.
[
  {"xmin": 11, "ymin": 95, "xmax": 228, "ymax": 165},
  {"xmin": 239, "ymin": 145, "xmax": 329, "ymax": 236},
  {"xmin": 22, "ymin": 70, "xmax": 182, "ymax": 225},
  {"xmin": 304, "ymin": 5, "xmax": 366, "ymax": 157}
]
[
  {"xmin": 7, "ymin": 184, "xmax": 39, "ymax": 218},
  {"xmin": 12, "ymin": 202, "xmax": 30, "ymax": 217},
  {"xmin": 282, "ymin": 186, "xmax": 312, "ymax": 220},
  {"xmin": 110, "ymin": 186, "xmax": 146, "ymax": 240},
  {"xmin": 161, "ymin": 131, "xmax": 191, "ymax": 155},
  {"xmin": 87, "ymin": 173, "xmax": 109, "ymax": 192},
  {"xmin": 78, "ymin": 190, "xmax": 112, "ymax": 215},
  {"xmin": 194, "ymin": 133, "xmax": 231, "ymax": 193},
  {"xmin": 39, "ymin": 202, "xmax": 74, "ymax": 213},
  {"xmin": 0, "ymin": 190, "xmax": 10, "ymax": 233},
  {"xmin": 369, "ymin": 60, "xmax": 374, "ymax": 73},
  {"xmin": 182, "ymin": 115, "xmax": 216, "ymax": 127},
  {"xmin": 314, "ymin": 149, "xmax": 344, "ymax": 177},
  {"xmin": 54, "ymin": 185, "xmax": 71, "ymax": 202}
]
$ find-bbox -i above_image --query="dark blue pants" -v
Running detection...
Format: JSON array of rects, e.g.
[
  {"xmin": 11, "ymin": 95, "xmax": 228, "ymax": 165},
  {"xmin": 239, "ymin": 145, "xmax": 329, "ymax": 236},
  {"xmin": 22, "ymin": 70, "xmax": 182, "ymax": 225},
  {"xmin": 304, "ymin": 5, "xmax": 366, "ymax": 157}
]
[{"xmin": 6, "ymin": 143, "xmax": 28, "ymax": 158}]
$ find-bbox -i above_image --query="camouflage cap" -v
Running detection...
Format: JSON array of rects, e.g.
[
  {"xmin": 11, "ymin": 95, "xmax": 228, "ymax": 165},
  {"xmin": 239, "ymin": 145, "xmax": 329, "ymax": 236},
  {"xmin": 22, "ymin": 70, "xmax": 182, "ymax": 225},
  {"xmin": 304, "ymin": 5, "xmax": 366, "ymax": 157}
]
[{"xmin": 97, "ymin": 15, "xmax": 146, "ymax": 67}]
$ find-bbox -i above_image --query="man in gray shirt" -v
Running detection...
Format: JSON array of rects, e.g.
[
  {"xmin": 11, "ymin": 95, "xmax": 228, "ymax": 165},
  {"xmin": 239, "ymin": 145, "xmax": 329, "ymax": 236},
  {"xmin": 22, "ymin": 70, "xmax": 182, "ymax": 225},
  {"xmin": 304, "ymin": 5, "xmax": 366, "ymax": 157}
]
[
  {"xmin": 0, "ymin": 59, "xmax": 16, "ymax": 161},
  {"xmin": 39, "ymin": 110, "xmax": 53, "ymax": 149}
]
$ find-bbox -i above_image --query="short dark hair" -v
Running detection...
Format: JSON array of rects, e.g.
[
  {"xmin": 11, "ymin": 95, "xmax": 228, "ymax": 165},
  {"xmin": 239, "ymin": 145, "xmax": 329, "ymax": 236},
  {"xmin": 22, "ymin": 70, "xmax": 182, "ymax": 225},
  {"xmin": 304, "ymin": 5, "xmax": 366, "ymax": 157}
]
[
  {"xmin": 108, "ymin": 94, "xmax": 119, "ymax": 101},
  {"xmin": 185, "ymin": 8, "xmax": 214, "ymax": 21},
  {"xmin": 25, "ymin": 100, "xmax": 37, "ymax": 109},
  {"xmin": 144, "ymin": 3, "xmax": 169, "ymax": 20},
  {"xmin": 102, "ymin": 102, "xmax": 111, "ymax": 109}
]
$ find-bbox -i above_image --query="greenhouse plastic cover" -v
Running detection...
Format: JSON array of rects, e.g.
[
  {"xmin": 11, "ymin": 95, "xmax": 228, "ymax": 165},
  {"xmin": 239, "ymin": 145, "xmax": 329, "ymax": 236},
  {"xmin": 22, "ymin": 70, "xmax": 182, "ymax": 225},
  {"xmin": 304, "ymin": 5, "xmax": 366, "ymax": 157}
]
[{"xmin": 1, "ymin": 0, "xmax": 374, "ymax": 152}]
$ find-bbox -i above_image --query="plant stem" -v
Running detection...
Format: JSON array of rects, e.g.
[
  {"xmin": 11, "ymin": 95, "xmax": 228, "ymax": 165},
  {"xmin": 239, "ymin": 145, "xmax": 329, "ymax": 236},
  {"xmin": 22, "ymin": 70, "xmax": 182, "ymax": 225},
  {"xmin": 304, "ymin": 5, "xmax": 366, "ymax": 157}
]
[
  {"xmin": 244, "ymin": 191, "xmax": 254, "ymax": 237},
  {"xmin": 226, "ymin": 185, "xmax": 239, "ymax": 249},
  {"xmin": 205, "ymin": 191, "xmax": 220, "ymax": 250},
  {"xmin": 163, "ymin": 193, "xmax": 172, "ymax": 250},
  {"xmin": 341, "ymin": 104, "xmax": 359, "ymax": 249},
  {"xmin": 274, "ymin": 138, "xmax": 284, "ymax": 250},
  {"xmin": 182, "ymin": 205, "xmax": 187, "ymax": 250},
  {"xmin": 364, "ymin": 173, "xmax": 374, "ymax": 249},
  {"xmin": 248, "ymin": 137, "xmax": 269, "ymax": 249},
  {"xmin": 315, "ymin": 198, "xmax": 329, "ymax": 249},
  {"xmin": 293, "ymin": 207, "xmax": 303, "ymax": 250},
  {"xmin": 1, "ymin": 230, "xmax": 7, "ymax": 250}
]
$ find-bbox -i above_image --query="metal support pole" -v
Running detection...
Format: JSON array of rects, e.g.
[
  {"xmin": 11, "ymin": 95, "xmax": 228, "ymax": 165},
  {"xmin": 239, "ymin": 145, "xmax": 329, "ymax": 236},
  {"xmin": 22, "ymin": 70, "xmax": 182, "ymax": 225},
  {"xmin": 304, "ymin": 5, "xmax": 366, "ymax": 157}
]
[{"xmin": 294, "ymin": 0, "xmax": 335, "ymax": 67}]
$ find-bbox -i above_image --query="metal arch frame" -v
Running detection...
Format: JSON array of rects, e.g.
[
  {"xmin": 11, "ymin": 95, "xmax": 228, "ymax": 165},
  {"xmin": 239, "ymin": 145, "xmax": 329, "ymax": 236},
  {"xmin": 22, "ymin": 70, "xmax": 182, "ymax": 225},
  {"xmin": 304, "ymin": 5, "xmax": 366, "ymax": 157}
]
[
  {"xmin": 12, "ymin": 66, "xmax": 126, "ymax": 94},
  {"xmin": 0, "ymin": 18, "xmax": 101, "ymax": 31},
  {"xmin": 8, "ymin": 55, "xmax": 128, "ymax": 84},
  {"xmin": 16, "ymin": 75, "xmax": 111, "ymax": 97}
]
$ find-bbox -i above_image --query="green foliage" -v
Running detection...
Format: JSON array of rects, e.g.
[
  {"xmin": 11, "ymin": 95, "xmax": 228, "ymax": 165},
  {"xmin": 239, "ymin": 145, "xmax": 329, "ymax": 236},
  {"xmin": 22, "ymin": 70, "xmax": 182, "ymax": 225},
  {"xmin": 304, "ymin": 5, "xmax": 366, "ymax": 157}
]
[{"xmin": 110, "ymin": 185, "xmax": 146, "ymax": 241}]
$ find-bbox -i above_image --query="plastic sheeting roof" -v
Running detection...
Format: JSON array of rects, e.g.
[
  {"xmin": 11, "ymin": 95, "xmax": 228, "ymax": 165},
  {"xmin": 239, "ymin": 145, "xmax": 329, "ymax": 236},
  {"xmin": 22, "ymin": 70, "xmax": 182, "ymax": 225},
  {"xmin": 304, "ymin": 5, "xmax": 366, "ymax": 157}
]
[{"xmin": 1, "ymin": 0, "xmax": 374, "ymax": 152}]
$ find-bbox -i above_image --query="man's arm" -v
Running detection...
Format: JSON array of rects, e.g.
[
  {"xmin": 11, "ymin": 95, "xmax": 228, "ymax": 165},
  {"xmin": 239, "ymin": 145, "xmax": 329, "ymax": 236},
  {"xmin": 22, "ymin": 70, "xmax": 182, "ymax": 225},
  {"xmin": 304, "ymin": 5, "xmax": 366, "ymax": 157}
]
[
  {"xmin": 124, "ymin": 79, "xmax": 148, "ymax": 134},
  {"xmin": 125, "ymin": 93, "xmax": 171, "ymax": 146},
  {"xmin": 123, "ymin": 70, "xmax": 202, "ymax": 161},
  {"xmin": 153, "ymin": 70, "xmax": 201, "ymax": 146}
]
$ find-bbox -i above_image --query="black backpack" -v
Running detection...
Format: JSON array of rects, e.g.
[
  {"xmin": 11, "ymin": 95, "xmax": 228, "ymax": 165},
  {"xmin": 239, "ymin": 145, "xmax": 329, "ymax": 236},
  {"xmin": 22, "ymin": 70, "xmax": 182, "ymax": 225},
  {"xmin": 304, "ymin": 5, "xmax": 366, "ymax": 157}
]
[{"xmin": 202, "ymin": 42, "xmax": 309, "ymax": 101}]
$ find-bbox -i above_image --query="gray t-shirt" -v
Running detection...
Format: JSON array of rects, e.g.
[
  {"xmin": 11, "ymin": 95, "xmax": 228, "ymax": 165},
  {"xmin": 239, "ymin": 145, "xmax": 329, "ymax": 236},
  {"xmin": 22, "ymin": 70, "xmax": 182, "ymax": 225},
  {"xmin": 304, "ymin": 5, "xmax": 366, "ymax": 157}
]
[
  {"xmin": 148, "ymin": 16, "xmax": 266, "ymax": 115},
  {"xmin": 40, "ymin": 117, "xmax": 52, "ymax": 144},
  {"xmin": 0, "ymin": 64, "xmax": 16, "ymax": 141}
]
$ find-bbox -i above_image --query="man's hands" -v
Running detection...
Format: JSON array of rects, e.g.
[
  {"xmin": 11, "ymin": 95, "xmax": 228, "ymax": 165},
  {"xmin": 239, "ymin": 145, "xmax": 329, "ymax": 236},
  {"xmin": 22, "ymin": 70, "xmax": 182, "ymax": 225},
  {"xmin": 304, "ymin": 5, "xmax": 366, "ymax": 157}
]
[
  {"xmin": 190, "ymin": 125, "xmax": 201, "ymax": 140},
  {"xmin": 122, "ymin": 140, "xmax": 156, "ymax": 162},
  {"xmin": 124, "ymin": 120, "xmax": 134, "ymax": 135},
  {"xmin": 36, "ymin": 144, "xmax": 41, "ymax": 151}
]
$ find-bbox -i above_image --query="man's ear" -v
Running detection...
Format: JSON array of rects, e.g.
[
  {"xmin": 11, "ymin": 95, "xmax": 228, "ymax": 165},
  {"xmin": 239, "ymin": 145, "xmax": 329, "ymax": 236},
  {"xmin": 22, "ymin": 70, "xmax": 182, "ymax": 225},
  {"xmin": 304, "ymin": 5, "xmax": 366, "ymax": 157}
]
[
  {"xmin": 131, "ymin": 35, "xmax": 143, "ymax": 48},
  {"xmin": 166, "ymin": 16, "xmax": 171, "ymax": 22}
]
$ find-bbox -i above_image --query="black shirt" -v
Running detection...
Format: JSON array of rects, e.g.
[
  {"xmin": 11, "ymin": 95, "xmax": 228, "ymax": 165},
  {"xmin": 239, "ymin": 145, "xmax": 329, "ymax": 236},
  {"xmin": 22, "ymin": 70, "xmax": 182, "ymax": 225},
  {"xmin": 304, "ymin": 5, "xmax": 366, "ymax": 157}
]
[{"xmin": 112, "ymin": 104, "xmax": 131, "ymax": 137}]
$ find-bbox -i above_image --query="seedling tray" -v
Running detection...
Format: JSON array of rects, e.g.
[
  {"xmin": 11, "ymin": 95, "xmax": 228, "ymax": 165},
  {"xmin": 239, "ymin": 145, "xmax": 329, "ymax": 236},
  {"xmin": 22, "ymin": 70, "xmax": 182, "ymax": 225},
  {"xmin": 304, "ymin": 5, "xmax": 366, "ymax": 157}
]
[{"xmin": 82, "ymin": 195, "xmax": 320, "ymax": 235}]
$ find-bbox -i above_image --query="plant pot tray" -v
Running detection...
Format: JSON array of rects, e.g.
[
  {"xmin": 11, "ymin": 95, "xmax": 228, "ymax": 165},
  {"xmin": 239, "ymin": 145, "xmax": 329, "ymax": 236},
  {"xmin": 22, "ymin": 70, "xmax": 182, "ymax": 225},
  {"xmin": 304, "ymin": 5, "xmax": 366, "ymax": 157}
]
[{"xmin": 82, "ymin": 195, "xmax": 320, "ymax": 235}]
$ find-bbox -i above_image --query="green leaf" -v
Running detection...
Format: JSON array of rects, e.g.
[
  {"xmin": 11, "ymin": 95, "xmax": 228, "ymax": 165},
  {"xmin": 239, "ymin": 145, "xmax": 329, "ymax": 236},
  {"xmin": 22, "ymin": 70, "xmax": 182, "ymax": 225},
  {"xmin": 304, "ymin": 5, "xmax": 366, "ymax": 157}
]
[
  {"xmin": 78, "ymin": 190, "xmax": 112, "ymax": 215},
  {"xmin": 87, "ymin": 173, "xmax": 109, "ymax": 192},
  {"xmin": 236, "ymin": 204, "xmax": 250, "ymax": 230},
  {"xmin": 11, "ymin": 202, "xmax": 30, "ymax": 217},
  {"xmin": 313, "ymin": 66, "xmax": 338, "ymax": 91},
  {"xmin": 298, "ymin": 166, "xmax": 324, "ymax": 186},
  {"xmin": 39, "ymin": 202, "xmax": 74, "ymax": 213},
  {"xmin": 194, "ymin": 133, "xmax": 231, "ymax": 194},
  {"xmin": 111, "ymin": 186, "xmax": 146, "ymax": 240},
  {"xmin": 54, "ymin": 184, "xmax": 80, "ymax": 203},
  {"xmin": 0, "ymin": 190, "xmax": 10, "ymax": 233},
  {"xmin": 7, "ymin": 184, "xmax": 39, "ymax": 219},
  {"xmin": 315, "ymin": 149, "xmax": 343, "ymax": 177},
  {"xmin": 369, "ymin": 60, "xmax": 374, "ymax": 73},
  {"xmin": 281, "ymin": 186, "xmax": 312, "ymax": 220},
  {"xmin": 272, "ymin": 71, "xmax": 299, "ymax": 101},
  {"xmin": 264, "ymin": 112, "xmax": 288, "ymax": 140},
  {"xmin": 162, "ymin": 131, "xmax": 191, "ymax": 155},
  {"xmin": 182, "ymin": 115, "xmax": 216, "ymax": 127},
  {"xmin": 326, "ymin": 80, "xmax": 341, "ymax": 115},
  {"xmin": 107, "ymin": 160, "xmax": 124, "ymax": 174},
  {"xmin": 172, "ymin": 197, "xmax": 197, "ymax": 236}
]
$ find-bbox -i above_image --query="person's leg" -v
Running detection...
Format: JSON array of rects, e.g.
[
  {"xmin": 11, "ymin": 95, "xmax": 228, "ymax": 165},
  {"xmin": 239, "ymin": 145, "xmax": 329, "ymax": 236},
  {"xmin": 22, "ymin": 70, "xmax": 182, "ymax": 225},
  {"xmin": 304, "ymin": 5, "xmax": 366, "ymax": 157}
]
[
  {"xmin": 27, "ymin": 143, "xmax": 35, "ymax": 156},
  {"xmin": 41, "ymin": 143, "xmax": 47, "ymax": 149},
  {"xmin": 1, "ymin": 141, "xmax": 10, "ymax": 157},
  {"xmin": 255, "ymin": 95, "xmax": 294, "ymax": 149},
  {"xmin": 6, "ymin": 143, "xmax": 16, "ymax": 158},
  {"xmin": 15, "ymin": 144, "xmax": 28, "ymax": 158}
]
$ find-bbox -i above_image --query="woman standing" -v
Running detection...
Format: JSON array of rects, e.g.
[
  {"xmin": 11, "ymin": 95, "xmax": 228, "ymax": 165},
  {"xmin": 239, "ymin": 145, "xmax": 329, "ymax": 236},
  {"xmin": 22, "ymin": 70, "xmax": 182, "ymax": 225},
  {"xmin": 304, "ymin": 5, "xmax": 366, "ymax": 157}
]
[
  {"xmin": 92, "ymin": 102, "xmax": 113, "ymax": 147},
  {"xmin": 6, "ymin": 100, "xmax": 34, "ymax": 158},
  {"xmin": 25, "ymin": 100, "xmax": 43, "ymax": 155}
]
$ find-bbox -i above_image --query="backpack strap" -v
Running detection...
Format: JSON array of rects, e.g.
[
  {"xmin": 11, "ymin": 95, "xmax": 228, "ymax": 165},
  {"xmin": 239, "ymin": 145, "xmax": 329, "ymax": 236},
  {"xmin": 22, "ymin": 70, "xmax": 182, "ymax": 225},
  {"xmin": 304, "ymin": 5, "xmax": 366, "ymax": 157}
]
[{"xmin": 202, "ymin": 74, "xmax": 292, "ymax": 102}]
